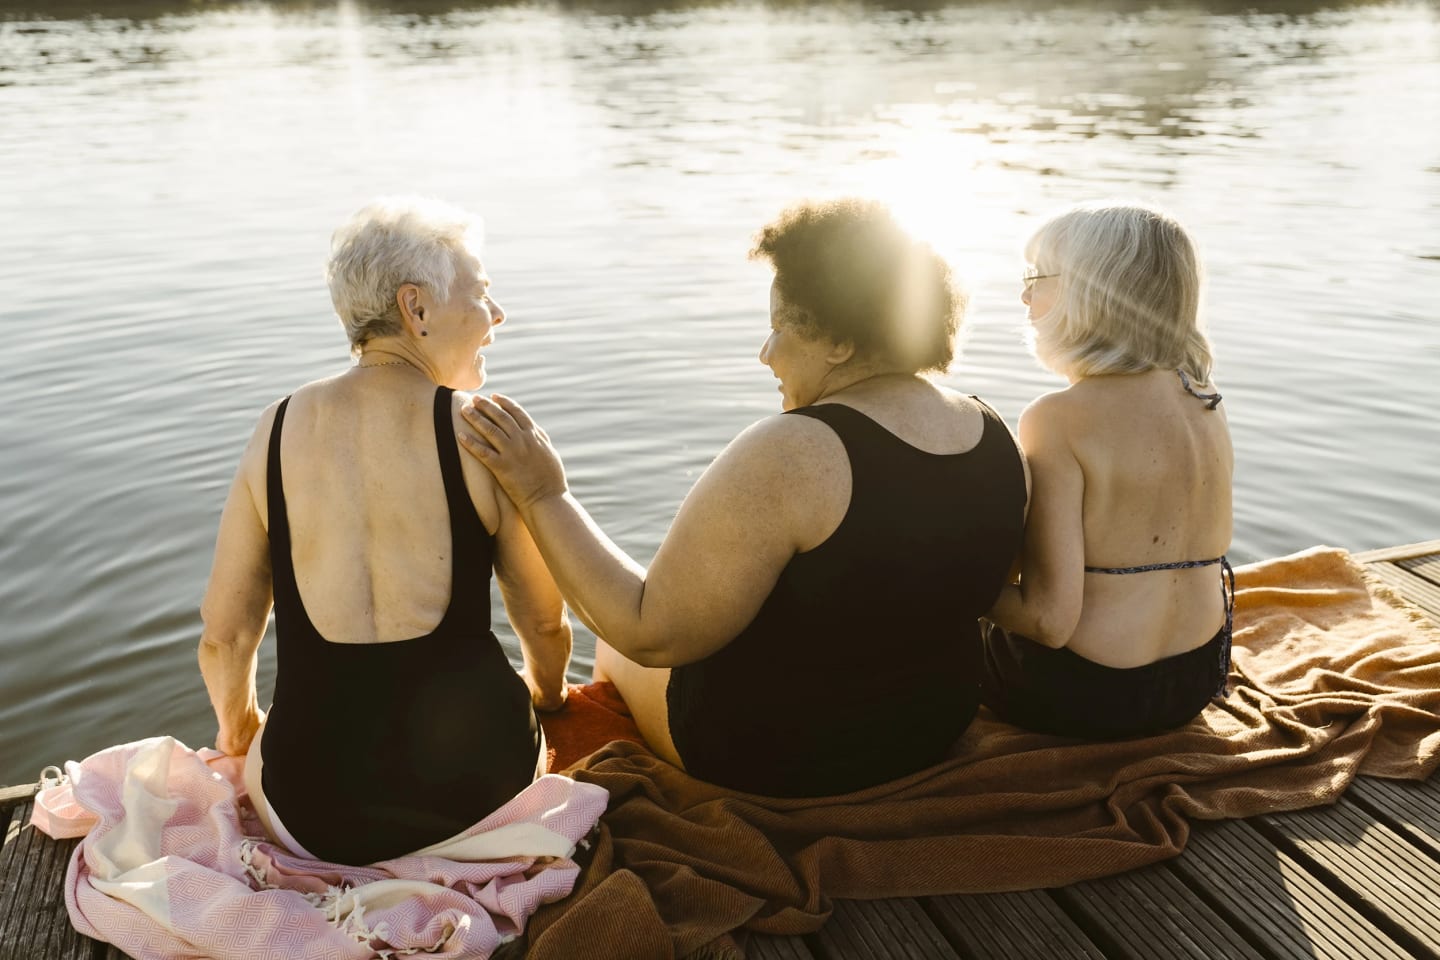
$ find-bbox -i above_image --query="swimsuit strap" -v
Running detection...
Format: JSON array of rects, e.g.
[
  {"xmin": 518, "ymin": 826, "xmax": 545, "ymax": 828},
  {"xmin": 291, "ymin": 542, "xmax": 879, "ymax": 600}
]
[
  {"xmin": 1177, "ymin": 369, "xmax": 1222, "ymax": 410},
  {"xmin": 1086, "ymin": 554, "xmax": 1234, "ymax": 698},
  {"xmin": 1217, "ymin": 556, "xmax": 1235, "ymax": 698},
  {"xmin": 1083, "ymin": 556, "xmax": 1224, "ymax": 575}
]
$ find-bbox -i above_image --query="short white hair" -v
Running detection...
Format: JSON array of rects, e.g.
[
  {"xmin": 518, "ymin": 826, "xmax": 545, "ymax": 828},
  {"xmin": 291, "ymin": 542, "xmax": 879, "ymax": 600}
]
[
  {"xmin": 326, "ymin": 196, "xmax": 484, "ymax": 353},
  {"xmin": 1026, "ymin": 200, "xmax": 1213, "ymax": 383}
]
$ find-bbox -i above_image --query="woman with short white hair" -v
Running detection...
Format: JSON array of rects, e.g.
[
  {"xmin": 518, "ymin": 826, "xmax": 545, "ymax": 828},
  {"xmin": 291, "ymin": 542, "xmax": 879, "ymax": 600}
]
[
  {"xmin": 198, "ymin": 196, "xmax": 572, "ymax": 865},
  {"xmin": 984, "ymin": 200, "xmax": 1235, "ymax": 740}
]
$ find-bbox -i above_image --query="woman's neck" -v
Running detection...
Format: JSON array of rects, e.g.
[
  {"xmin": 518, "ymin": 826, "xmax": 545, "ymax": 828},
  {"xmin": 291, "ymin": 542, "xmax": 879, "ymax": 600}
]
[
  {"xmin": 353, "ymin": 340, "xmax": 440, "ymax": 383},
  {"xmin": 817, "ymin": 365, "xmax": 925, "ymax": 402}
]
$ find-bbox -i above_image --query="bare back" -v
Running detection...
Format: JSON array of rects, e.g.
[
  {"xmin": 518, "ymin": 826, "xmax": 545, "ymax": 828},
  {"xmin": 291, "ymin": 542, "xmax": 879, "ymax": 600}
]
[
  {"xmin": 254, "ymin": 371, "xmax": 502, "ymax": 645},
  {"xmin": 1060, "ymin": 369, "xmax": 1233, "ymax": 664}
]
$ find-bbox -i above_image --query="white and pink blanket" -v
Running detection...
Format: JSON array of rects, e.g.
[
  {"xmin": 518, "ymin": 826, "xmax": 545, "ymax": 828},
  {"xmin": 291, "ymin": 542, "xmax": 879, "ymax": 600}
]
[{"xmin": 31, "ymin": 736, "xmax": 609, "ymax": 959}]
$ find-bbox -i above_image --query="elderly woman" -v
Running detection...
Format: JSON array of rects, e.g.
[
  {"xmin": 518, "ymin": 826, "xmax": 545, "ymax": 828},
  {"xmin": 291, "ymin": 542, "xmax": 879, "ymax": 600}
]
[
  {"xmin": 984, "ymin": 200, "xmax": 1233, "ymax": 740},
  {"xmin": 459, "ymin": 199, "xmax": 1027, "ymax": 797},
  {"xmin": 197, "ymin": 197, "xmax": 572, "ymax": 865}
]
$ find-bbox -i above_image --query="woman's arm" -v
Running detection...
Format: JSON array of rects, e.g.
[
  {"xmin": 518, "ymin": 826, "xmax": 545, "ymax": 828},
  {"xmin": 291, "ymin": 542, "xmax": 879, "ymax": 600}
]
[
  {"xmin": 197, "ymin": 406, "xmax": 277, "ymax": 756},
  {"xmin": 459, "ymin": 395, "xmax": 824, "ymax": 668},
  {"xmin": 987, "ymin": 396, "xmax": 1086, "ymax": 647},
  {"xmin": 492, "ymin": 491, "xmax": 574, "ymax": 712}
]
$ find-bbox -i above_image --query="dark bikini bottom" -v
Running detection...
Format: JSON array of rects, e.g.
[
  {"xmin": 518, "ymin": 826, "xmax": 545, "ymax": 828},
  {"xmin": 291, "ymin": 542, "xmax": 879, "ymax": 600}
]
[{"xmin": 980, "ymin": 621, "xmax": 1227, "ymax": 741}]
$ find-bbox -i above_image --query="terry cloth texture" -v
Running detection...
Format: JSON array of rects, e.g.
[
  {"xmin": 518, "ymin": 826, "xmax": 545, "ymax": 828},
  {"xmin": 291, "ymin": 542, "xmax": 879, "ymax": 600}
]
[
  {"xmin": 525, "ymin": 546, "xmax": 1440, "ymax": 960},
  {"xmin": 540, "ymin": 681, "xmax": 646, "ymax": 773},
  {"xmin": 35, "ymin": 737, "xmax": 608, "ymax": 960}
]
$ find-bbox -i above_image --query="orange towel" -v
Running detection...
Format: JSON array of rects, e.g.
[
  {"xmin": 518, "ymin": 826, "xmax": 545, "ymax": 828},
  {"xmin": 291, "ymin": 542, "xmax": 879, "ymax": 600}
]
[{"xmin": 541, "ymin": 681, "xmax": 645, "ymax": 774}]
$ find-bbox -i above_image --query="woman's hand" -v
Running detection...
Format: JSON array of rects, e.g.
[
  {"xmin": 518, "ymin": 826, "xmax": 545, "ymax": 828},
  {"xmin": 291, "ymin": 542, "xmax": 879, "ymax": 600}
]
[
  {"xmin": 459, "ymin": 394, "xmax": 568, "ymax": 510},
  {"xmin": 216, "ymin": 707, "xmax": 265, "ymax": 757},
  {"xmin": 524, "ymin": 672, "xmax": 570, "ymax": 713}
]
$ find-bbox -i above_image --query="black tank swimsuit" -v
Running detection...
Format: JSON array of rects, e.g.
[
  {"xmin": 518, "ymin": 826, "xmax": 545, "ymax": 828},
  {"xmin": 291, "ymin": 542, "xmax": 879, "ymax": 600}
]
[
  {"xmin": 981, "ymin": 371, "xmax": 1234, "ymax": 741},
  {"xmin": 259, "ymin": 387, "xmax": 540, "ymax": 865},
  {"xmin": 666, "ymin": 400, "xmax": 1028, "ymax": 798}
]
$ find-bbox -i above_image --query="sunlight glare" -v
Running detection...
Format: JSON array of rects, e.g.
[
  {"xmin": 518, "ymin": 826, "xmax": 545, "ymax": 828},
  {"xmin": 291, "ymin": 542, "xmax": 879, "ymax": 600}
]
[{"xmin": 854, "ymin": 112, "xmax": 1023, "ymax": 274}]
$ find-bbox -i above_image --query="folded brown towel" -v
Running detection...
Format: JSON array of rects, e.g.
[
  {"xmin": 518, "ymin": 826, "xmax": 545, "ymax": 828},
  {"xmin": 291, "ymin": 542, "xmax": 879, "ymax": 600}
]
[{"xmin": 529, "ymin": 547, "xmax": 1440, "ymax": 960}]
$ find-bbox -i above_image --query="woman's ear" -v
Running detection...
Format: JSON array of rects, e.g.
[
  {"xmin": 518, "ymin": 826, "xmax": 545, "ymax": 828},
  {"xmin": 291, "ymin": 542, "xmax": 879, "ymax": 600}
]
[
  {"xmin": 824, "ymin": 339, "xmax": 856, "ymax": 368},
  {"xmin": 397, "ymin": 284, "xmax": 425, "ymax": 331}
]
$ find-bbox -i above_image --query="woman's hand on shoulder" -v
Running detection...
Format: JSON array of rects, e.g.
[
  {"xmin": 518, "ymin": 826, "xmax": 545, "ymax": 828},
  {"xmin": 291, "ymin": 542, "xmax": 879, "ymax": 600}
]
[{"xmin": 458, "ymin": 394, "xmax": 568, "ymax": 511}]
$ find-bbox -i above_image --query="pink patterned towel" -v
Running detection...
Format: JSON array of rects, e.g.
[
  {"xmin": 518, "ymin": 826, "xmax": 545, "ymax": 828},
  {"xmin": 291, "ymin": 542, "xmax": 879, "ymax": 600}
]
[{"xmin": 34, "ymin": 736, "xmax": 609, "ymax": 960}]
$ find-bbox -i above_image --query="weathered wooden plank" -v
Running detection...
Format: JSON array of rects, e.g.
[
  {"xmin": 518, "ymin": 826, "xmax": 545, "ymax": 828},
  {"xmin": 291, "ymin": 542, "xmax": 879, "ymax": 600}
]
[
  {"xmin": 0, "ymin": 782, "xmax": 40, "ymax": 813},
  {"xmin": 0, "ymin": 801, "xmax": 95, "ymax": 960},
  {"xmin": 748, "ymin": 933, "xmax": 819, "ymax": 960},
  {"xmin": 1345, "ymin": 775, "xmax": 1440, "ymax": 860},
  {"xmin": 809, "ymin": 898, "xmax": 961, "ymax": 960},
  {"xmin": 11, "ymin": 822, "xmax": 59, "ymax": 951},
  {"xmin": 1053, "ymin": 861, "xmax": 1266, "ymax": 960},
  {"xmin": 925, "ymin": 889, "xmax": 1104, "ymax": 959},
  {"xmin": 0, "ymin": 801, "xmax": 47, "ymax": 953},
  {"xmin": 1258, "ymin": 796, "xmax": 1440, "ymax": 958},
  {"xmin": 51, "ymin": 911, "xmax": 92, "ymax": 960},
  {"xmin": 1353, "ymin": 540, "xmax": 1440, "ymax": 564},
  {"xmin": 0, "ymin": 801, "xmax": 37, "ymax": 939},
  {"xmin": 1363, "ymin": 562, "xmax": 1440, "ymax": 624},
  {"xmin": 1398, "ymin": 555, "xmax": 1440, "ymax": 590},
  {"xmin": 14, "ymin": 830, "xmax": 73, "ymax": 956},
  {"xmin": 1172, "ymin": 817, "xmax": 1411, "ymax": 960}
]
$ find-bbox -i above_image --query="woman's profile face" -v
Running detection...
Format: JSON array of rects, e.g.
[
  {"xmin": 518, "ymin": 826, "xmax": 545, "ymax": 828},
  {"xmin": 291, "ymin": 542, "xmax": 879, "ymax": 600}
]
[
  {"xmin": 1022, "ymin": 268, "xmax": 1059, "ymax": 323},
  {"xmin": 759, "ymin": 282, "xmax": 833, "ymax": 411},
  {"xmin": 429, "ymin": 250, "xmax": 506, "ymax": 390}
]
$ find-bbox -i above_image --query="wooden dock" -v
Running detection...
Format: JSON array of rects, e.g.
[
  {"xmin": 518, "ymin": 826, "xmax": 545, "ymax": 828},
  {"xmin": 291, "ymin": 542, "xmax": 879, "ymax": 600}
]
[{"xmin": 4, "ymin": 540, "xmax": 1439, "ymax": 960}]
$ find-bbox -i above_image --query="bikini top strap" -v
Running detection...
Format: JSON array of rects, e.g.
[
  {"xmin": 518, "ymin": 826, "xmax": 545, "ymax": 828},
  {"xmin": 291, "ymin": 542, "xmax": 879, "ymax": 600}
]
[
  {"xmin": 1216, "ymin": 556, "xmax": 1235, "ymax": 698},
  {"xmin": 1177, "ymin": 369, "xmax": 1222, "ymax": 410},
  {"xmin": 1083, "ymin": 556, "xmax": 1224, "ymax": 575}
]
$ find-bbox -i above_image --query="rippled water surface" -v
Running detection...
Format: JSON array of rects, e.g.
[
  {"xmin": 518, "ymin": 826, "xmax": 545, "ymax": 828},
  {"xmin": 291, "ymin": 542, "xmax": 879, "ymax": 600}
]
[{"xmin": 1, "ymin": 0, "xmax": 1438, "ymax": 785}]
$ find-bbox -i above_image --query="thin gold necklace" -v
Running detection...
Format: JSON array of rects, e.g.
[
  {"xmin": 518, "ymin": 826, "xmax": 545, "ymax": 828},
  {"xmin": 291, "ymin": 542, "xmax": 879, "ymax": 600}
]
[{"xmin": 355, "ymin": 357, "xmax": 416, "ymax": 370}]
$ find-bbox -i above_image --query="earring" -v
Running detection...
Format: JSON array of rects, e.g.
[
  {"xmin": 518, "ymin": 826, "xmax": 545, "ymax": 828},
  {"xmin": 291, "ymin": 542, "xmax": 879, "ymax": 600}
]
[{"xmin": 420, "ymin": 330, "xmax": 427, "ymax": 337}]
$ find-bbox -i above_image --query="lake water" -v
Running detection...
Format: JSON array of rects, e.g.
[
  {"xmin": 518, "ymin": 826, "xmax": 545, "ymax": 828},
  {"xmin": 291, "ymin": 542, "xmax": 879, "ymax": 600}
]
[{"xmin": 1, "ymin": 0, "xmax": 1438, "ymax": 787}]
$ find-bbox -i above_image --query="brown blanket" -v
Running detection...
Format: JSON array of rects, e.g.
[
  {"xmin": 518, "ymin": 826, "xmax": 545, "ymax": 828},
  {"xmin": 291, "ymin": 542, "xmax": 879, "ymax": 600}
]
[{"xmin": 529, "ymin": 547, "xmax": 1440, "ymax": 960}]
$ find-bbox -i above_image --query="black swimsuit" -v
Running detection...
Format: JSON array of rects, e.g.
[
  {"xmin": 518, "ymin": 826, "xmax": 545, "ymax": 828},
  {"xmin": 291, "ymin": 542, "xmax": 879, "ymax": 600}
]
[
  {"xmin": 981, "ymin": 371, "xmax": 1232, "ymax": 740},
  {"xmin": 666, "ymin": 400, "xmax": 1027, "ymax": 797},
  {"xmin": 259, "ymin": 387, "xmax": 540, "ymax": 865}
]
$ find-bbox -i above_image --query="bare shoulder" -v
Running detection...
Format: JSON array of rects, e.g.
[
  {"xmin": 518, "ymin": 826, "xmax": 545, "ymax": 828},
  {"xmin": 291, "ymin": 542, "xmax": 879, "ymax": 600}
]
[
  {"xmin": 226, "ymin": 397, "xmax": 290, "ymax": 528},
  {"xmin": 1018, "ymin": 387, "xmax": 1082, "ymax": 437},
  {"xmin": 240, "ymin": 376, "xmax": 340, "ymax": 470},
  {"xmin": 679, "ymin": 411, "xmax": 851, "ymax": 553},
  {"xmin": 933, "ymin": 383, "xmax": 984, "ymax": 410},
  {"xmin": 236, "ymin": 397, "xmax": 288, "ymax": 468},
  {"xmin": 712, "ymin": 411, "xmax": 847, "ymax": 484}
]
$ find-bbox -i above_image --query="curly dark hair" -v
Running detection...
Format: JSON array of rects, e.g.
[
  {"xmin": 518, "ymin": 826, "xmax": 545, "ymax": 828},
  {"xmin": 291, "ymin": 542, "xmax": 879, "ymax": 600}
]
[{"xmin": 749, "ymin": 198, "xmax": 964, "ymax": 373}]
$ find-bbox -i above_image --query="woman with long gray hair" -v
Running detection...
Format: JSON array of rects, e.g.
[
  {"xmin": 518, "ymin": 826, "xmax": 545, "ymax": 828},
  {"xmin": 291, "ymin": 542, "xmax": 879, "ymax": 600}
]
[{"xmin": 984, "ymin": 200, "xmax": 1234, "ymax": 740}]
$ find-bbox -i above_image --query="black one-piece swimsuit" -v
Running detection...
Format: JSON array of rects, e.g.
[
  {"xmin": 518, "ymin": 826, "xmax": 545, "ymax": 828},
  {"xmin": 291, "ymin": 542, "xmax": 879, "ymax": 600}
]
[{"xmin": 259, "ymin": 387, "xmax": 540, "ymax": 865}]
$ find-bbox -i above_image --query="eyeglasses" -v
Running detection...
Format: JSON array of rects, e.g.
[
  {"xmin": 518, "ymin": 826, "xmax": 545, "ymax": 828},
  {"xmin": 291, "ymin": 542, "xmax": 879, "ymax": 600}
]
[{"xmin": 1023, "ymin": 271, "xmax": 1060, "ymax": 292}]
